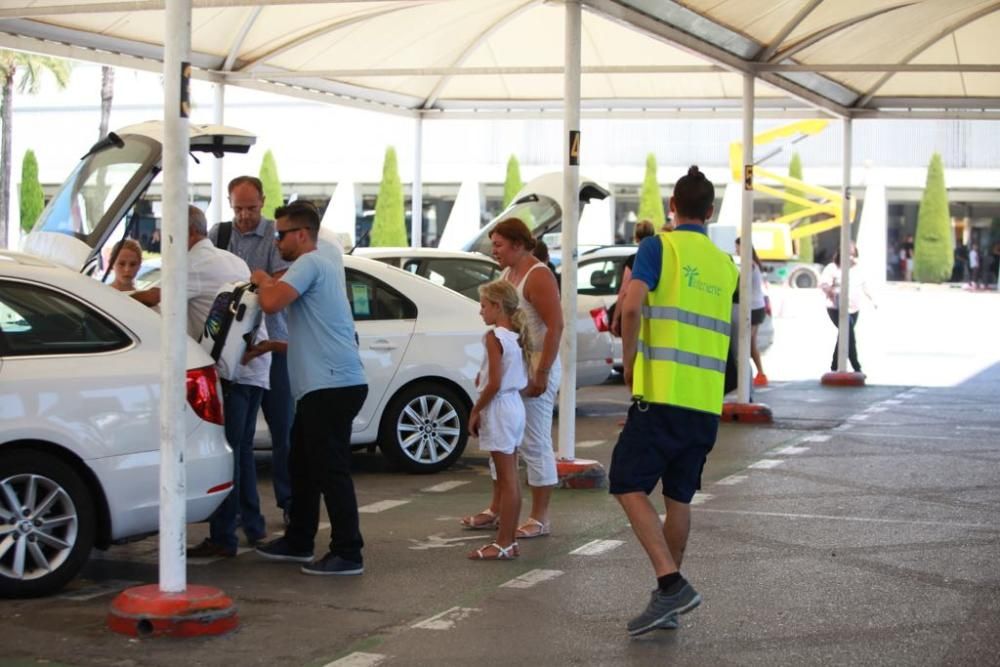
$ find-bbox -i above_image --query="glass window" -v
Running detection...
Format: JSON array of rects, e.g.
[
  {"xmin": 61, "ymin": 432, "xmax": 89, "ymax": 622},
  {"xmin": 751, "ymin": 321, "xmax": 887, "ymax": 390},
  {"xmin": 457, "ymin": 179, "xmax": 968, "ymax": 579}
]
[
  {"xmin": 467, "ymin": 195, "xmax": 562, "ymax": 256},
  {"xmin": 345, "ymin": 270, "xmax": 417, "ymax": 321},
  {"xmin": 419, "ymin": 259, "xmax": 500, "ymax": 301},
  {"xmin": 577, "ymin": 259, "xmax": 622, "ymax": 296},
  {"xmin": 0, "ymin": 281, "xmax": 132, "ymax": 356}
]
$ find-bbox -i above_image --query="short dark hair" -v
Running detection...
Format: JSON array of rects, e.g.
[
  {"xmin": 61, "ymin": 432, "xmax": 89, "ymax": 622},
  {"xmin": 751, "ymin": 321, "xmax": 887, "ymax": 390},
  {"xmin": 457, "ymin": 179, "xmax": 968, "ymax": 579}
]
[
  {"xmin": 673, "ymin": 166, "xmax": 715, "ymax": 221},
  {"xmin": 227, "ymin": 175, "xmax": 264, "ymax": 197},
  {"xmin": 275, "ymin": 200, "xmax": 320, "ymax": 239},
  {"xmin": 489, "ymin": 218, "xmax": 536, "ymax": 251}
]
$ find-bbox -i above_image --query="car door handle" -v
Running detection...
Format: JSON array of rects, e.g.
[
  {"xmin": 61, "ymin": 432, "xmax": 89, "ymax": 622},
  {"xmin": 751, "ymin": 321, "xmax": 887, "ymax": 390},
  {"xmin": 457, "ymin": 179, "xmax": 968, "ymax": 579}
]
[{"xmin": 369, "ymin": 339, "xmax": 398, "ymax": 351}]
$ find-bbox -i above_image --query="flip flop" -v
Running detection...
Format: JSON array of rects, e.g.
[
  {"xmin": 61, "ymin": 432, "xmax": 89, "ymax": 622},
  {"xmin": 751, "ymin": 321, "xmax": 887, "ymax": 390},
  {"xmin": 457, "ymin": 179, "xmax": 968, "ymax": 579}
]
[
  {"xmin": 515, "ymin": 517, "xmax": 551, "ymax": 539},
  {"xmin": 460, "ymin": 508, "xmax": 499, "ymax": 530}
]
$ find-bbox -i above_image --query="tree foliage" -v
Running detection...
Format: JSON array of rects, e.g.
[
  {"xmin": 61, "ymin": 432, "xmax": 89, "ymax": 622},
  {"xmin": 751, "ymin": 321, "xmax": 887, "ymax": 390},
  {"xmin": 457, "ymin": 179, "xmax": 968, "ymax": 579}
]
[
  {"xmin": 0, "ymin": 50, "xmax": 72, "ymax": 247},
  {"xmin": 258, "ymin": 150, "xmax": 284, "ymax": 220},
  {"xmin": 19, "ymin": 149, "xmax": 43, "ymax": 233},
  {"xmin": 913, "ymin": 152, "xmax": 954, "ymax": 283},
  {"xmin": 637, "ymin": 153, "xmax": 666, "ymax": 228},
  {"xmin": 371, "ymin": 146, "xmax": 407, "ymax": 246},
  {"xmin": 783, "ymin": 152, "xmax": 814, "ymax": 262},
  {"xmin": 502, "ymin": 154, "xmax": 523, "ymax": 209}
]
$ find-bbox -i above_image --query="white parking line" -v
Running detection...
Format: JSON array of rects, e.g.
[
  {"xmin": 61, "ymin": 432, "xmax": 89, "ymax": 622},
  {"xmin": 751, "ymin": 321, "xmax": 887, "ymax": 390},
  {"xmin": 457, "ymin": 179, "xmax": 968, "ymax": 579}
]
[
  {"xmin": 776, "ymin": 446, "xmax": 809, "ymax": 455},
  {"xmin": 882, "ymin": 399, "xmax": 902, "ymax": 405},
  {"xmin": 323, "ymin": 653, "xmax": 387, "ymax": 667},
  {"xmin": 500, "ymin": 569, "xmax": 564, "ymax": 589},
  {"xmin": 412, "ymin": 606, "xmax": 481, "ymax": 630},
  {"xmin": 716, "ymin": 474, "xmax": 748, "ymax": 486},
  {"xmin": 834, "ymin": 423, "xmax": 853, "ymax": 431},
  {"xmin": 748, "ymin": 459, "xmax": 784, "ymax": 469},
  {"xmin": 690, "ymin": 492, "xmax": 714, "ymax": 505},
  {"xmin": 696, "ymin": 508, "xmax": 999, "ymax": 531},
  {"xmin": 802, "ymin": 434, "xmax": 831, "ymax": 443},
  {"xmin": 421, "ymin": 481, "xmax": 470, "ymax": 493},
  {"xmin": 576, "ymin": 440, "xmax": 605, "ymax": 449},
  {"xmin": 899, "ymin": 393, "xmax": 917, "ymax": 399},
  {"xmin": 58, "ymin": 579, "xmax": 140, "ymax": 601},
  {"xmin": 358, "ymin": 500, "xmax": 411, "ymax": 513},
  {"xmin": 865, "ymin": 406, "xmax": 888, "ymax": 413},
  {"xmin": 848, "ymin": 414, "xmax": 869, "ymax": 421},
  {"xmin": 570, "ymin": 539, "xmax": 625, "ymax": 556}
]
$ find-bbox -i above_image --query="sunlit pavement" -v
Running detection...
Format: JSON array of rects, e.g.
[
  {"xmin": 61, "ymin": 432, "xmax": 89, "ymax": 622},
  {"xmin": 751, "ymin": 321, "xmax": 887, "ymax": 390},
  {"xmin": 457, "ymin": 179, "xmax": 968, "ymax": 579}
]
[{"xmin": 1, "ymin": 285, "xmax": 998, "ymax": 666}]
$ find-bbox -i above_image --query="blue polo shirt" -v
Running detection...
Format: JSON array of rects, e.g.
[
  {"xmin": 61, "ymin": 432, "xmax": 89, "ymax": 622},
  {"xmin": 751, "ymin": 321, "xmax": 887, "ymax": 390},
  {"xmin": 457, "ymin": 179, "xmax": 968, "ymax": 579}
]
[
  {"xmin": 630, "ymin": 224, "xmax": 709, "ymax": 291},
  {"xmin": 281, "ymin": 248, "xmax": 366, "ymax": 400}
]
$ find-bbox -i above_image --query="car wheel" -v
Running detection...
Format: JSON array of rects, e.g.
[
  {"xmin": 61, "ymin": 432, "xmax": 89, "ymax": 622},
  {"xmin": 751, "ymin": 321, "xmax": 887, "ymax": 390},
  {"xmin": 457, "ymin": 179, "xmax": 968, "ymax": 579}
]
[
  {"xmin": 0, "ymin": 451, "xmax": 96, "ymax": 598},
  {"xmin": 378, "ymin": 382, "xmax": 469, "ymax": 473},
  {"xmin": 788, "ymin": 266, "xmax": 818, "ymax": 289}
]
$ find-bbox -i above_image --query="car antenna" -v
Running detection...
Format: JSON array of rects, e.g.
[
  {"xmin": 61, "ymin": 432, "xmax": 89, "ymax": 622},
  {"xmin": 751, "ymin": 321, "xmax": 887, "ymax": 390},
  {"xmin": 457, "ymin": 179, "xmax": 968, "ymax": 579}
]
[
  {"xmin": 347, "ymin": 226, "xmax": 371, "ymax": 255},
  {"xmin": 81, "ymin": 132, "xmax": 124, "ymax": 159}
]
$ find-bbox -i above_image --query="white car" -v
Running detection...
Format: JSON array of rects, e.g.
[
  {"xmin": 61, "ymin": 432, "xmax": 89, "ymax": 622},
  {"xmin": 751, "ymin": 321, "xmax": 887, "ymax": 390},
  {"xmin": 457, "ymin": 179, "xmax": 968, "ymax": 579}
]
[
  {"xmin": 0, "ymin": 251, "xmax": 232, "ymax": 597},
  {"xmin": 353, "ymin": 247, "xmax": 614, "ymax": 388}
]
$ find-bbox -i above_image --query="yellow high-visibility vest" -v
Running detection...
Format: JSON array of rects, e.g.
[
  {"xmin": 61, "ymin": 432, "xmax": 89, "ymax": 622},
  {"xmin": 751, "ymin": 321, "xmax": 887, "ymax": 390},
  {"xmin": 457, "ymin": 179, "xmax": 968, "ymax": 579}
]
[{"xmin": 632, "ymin": 230, "xmax": 739, "ymax": 414}]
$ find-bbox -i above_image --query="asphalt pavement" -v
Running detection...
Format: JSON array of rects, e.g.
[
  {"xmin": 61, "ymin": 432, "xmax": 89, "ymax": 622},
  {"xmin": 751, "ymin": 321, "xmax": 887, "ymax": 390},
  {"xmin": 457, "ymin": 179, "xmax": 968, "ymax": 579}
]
[{"xmin": 1, "ymin": 285, "xmax": 998, "ymax": 666}]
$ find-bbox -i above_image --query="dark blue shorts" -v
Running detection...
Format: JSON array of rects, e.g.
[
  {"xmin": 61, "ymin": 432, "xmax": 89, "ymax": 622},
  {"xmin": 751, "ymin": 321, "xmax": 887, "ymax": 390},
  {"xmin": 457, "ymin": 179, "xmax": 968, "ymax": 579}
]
[{"xmin": 608, "ymin": 401, "xmax": 720, "ymax": 503}]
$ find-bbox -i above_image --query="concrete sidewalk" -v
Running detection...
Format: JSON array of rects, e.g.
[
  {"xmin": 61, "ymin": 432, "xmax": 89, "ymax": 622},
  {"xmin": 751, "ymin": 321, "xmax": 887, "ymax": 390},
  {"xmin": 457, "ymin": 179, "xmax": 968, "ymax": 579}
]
[{"xmin": 1, "ymin": 368, "xmax": 998, "ymax": 666}]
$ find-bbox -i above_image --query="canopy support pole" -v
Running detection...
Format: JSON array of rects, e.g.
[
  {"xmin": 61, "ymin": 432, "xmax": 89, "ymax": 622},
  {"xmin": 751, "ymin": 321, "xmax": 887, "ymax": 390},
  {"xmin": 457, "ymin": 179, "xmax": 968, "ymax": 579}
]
[
  {"xmin": 412, "ymin": 116, "xmax": 423, "ymax": 247},
  {"xmin": 737, "ymin": 73, "xmax": 754, "ymax": 404},
  {"xmin": 837, "ymin": 119, "xmax": 853, "ymax": 372}
]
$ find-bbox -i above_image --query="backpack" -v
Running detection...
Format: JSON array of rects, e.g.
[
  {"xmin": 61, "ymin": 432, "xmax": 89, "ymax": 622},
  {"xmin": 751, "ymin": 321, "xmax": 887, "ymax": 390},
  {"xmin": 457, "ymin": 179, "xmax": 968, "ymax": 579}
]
[
  {"xmin": 199, "ymin": 281, "xmax": 262, "ymax": 380},
  {"xmin": 214, "ymin": 221, "xmax": 233, "ymax": 251}
]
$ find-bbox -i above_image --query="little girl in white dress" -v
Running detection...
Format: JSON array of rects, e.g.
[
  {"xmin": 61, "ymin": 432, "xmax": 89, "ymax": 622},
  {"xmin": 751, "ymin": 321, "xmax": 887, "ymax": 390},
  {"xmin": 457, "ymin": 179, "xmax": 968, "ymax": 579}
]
[{"xmin": 467, "ymin": 280, "xmax": 528, "ymax": 560}]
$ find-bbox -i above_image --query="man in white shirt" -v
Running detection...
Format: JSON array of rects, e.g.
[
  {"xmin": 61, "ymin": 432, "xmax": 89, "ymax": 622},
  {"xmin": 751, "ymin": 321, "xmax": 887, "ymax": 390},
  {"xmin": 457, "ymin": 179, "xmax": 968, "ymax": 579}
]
[{"xmin": 133, "ymin": 205, "xmax": 271, "ymax": 557}]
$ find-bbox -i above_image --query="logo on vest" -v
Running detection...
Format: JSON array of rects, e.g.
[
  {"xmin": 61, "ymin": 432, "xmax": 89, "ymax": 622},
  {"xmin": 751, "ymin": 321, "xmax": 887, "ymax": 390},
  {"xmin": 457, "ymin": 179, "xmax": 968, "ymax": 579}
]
[{"xmin": 682, "ymin": 264, "xmax": 722, "ymax": 296}]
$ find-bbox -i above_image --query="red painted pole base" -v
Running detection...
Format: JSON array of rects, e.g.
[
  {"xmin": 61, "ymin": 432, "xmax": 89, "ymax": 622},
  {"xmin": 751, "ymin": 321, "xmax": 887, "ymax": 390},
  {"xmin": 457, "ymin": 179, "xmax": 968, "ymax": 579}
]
[
  {"xmin": 556, "ymin": 457, "xmax": 607, "ymax": 489},
  {"xmin": 108, "ymin": 584, "xmax": 238, "ymax": 638},
  {"xmin": 821, "ymin": 371, "xmax": 867, "ymax": 387},
  {"xmin": 721, "ymin": 402, "xmax": 774, "ymax": 424}
]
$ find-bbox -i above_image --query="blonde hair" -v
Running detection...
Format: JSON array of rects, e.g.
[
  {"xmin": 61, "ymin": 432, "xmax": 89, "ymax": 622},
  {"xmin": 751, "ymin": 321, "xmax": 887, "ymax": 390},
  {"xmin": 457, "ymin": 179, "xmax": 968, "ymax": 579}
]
[{"xmin": 478, "ymin": 279, "xmax": 529, "ymax": 357}]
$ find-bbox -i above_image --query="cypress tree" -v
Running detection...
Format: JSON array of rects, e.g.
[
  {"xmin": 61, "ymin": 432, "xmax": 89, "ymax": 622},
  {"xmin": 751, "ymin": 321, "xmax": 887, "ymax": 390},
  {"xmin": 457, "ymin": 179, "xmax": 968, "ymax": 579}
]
[
  {"xmin": 258, "ymin": 150, "xmax": 283, "ymax": 220},
  {"xmin": 371, "ymin": 146, "xmax": 407, "ymax": 246},
  {"xmin": 637, "ymin": 153, "xmax": 666, "ymax": 228},
  {"xmin": 913, "ymin": 153, "xmax": 953, "ymax": 283},
  {"xmin": 784, "ymin": 152, "xmax": 814, "ymax": 262},
  {"xmin": 502, "ymin": 155, "xmax": 523, "ymax": 209},
  {"xmin": 19, "ymin": 149, "xmax": 43, "ymax": 233}
]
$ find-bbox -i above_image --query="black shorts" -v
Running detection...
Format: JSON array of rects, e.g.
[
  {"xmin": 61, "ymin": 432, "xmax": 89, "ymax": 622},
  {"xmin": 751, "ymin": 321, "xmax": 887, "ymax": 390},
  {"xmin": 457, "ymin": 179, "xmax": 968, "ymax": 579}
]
[
  {"xmin": 751, "ymin": 307, "xmax": 766, "ymax": 326},
  {"xmin": 608, "ymin": 402, "xmax": 720, "ymax": 503}
]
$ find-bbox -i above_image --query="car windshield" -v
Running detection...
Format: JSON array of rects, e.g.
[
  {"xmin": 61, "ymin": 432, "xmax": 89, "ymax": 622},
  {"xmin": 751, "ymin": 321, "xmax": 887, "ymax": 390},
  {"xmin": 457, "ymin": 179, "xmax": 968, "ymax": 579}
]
[
  {"xmin": 467, "ymin": 195, "xmax": 561, "ymax": 256},
  {"xmin": 32, "ymin": 136, "xmax": 157, "ymax": 244}
]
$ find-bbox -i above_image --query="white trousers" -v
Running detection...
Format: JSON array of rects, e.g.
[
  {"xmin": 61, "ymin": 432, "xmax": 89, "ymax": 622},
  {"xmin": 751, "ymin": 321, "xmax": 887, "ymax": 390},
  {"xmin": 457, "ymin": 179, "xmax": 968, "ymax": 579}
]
[{"xmin": 490, "ymin": 357, "xmax": 560, "ymax": 487}]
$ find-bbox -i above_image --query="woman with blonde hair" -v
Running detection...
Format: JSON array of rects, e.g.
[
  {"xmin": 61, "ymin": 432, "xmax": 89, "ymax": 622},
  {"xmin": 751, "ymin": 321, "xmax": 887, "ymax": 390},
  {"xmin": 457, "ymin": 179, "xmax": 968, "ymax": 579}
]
[
  {"xmin": 110, "ymin": 239, "xmax": 143, "ymax": 292},
  {"xmin": 460, "ymin": 217, "xmax": 563, "ymax": 539}
]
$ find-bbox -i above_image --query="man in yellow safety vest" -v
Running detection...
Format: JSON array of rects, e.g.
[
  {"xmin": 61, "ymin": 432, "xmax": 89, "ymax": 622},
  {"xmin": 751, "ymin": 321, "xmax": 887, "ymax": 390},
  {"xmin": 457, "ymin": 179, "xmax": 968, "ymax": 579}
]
[{"xmin": 611, "ymin": 165, "xmax": 739, "ymax": 637}]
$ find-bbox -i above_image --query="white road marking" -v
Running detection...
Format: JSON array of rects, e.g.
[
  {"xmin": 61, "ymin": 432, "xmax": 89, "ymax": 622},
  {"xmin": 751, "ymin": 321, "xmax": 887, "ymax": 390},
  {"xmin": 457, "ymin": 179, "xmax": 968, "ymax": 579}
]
[
  {"xmin": 323, "ymin": 653, "xmax": 387, "ymax": 667},
  {"xmin": 500, "ymin": 569, "xmax": 564, "ymax": 589},
  {"xmin": 570, "ymin": 539, "xmax": 625, "ymax": 556},
  {"xmin": 696, "ymin": 508, "xmax": 999, "ymax": 531},
  {"xmin": 911, "ymin": 388, "xmax": 928, "ymax": 393},
  {"xmin": 865, "ymin": 406, "xmax": 888, "ymax": 413},
  {"xmin": 716, "ymin": 474, "xmax": 748, "ymax": 486},
  {"xmin": 834, "ymin": 423, "xmax": 853, "ymax": 431},
  {"xmin": 899, "ymin": 393, "xmax": 917, "ymax": 399},
  {"xmin": 58, "ymin": 579, "xmax": 140, "ymax": 601},
  {"xmin": 408, "ymin": 534, "xmax": 481, "ymax": 550},
  {"xmin": 848, "ymin": 414, "xmax": 869, "ymax": 421},
  {"xmin": 748, "ymin": 459, "xmax": 784, "ymax": 469},
  {"xmin": 412, "ymin": 606, "xmax": 480, "ymax": 630},
  {"xmin": 802, "ymin": 434, "xmax": 831, "ymax": 443},
  {"xmin": 690, "ymin": 492, "xmax": 714, "ymax": 505},
  {"xmin": 806, "ymin": 398, "xmax": 823, "ymax": 403},
  {"xmin": 358, "ymin": 500, "xmax": 411, "ymax": 513},
  {"xmin": 840, "ymin": 431, "xmax": 956, "ymax": 441},
  {"xmin": 776, "ymin": 446, "xmax": 809, "ymax": 455},
  {"xmin": 575, "ymin": 439, "xmax": 605, "ymax": 449},
  {"xmin": 882, "ymin": 399, "xmax": 902, "ymax": 405},
  {"xmin": 421, "ymin": 481, "xmax": 470, "ymax": 493}
]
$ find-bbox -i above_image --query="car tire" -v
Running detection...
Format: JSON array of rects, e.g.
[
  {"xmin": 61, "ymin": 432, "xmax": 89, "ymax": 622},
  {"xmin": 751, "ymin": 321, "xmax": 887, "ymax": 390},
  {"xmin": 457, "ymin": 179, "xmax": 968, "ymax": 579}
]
[
  {"xmin": 0, "ymin": 450, "xmax": 96, "ymax": 598},
  {"xmin": 378, "ymin": 382, "xmax": 469, "ymax": 474},
  {"xmin": 788, "ymin": 266, "xmax": 818, "ymax": 289}
]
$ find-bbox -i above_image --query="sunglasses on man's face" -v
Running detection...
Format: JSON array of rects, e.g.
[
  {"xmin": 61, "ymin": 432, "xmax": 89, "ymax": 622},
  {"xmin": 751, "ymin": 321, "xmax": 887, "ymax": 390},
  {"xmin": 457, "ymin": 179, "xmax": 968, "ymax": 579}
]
[{"xmin": 275, "ymin": 227, "xmax": 306, "ymax": 241}]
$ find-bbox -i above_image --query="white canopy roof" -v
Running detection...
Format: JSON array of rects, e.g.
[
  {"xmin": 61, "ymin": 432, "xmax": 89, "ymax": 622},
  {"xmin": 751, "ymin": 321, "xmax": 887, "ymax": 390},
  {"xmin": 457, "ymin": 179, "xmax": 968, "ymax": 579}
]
[{"xmin": 1, "ymin": 0, "xmax": 997, "ymax": 119}]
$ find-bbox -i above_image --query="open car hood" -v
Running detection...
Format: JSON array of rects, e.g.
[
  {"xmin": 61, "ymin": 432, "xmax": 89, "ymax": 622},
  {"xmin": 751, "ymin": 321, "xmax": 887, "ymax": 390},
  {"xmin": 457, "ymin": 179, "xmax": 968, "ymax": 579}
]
[{"xmin": 21, "ymin": 122, "xmax": 256, "ymax": 273}]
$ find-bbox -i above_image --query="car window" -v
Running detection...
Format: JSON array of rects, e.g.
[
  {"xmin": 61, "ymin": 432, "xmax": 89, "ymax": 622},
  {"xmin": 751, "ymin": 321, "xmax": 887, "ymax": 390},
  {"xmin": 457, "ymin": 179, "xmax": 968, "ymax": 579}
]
[
  {"xmin": 0, "ymin": 281, "xmax": 132, "ymax": 356},
  {"xmin": 345, "ymin": 270, "xmax": 417, "ymax": 321},
  {"xmin": 418, "ymin": 259, "xmax": 500, "ymax": 301},
  {"xmin": 577, "ymin": 259, "xmax": 623, "ymax": 296}
]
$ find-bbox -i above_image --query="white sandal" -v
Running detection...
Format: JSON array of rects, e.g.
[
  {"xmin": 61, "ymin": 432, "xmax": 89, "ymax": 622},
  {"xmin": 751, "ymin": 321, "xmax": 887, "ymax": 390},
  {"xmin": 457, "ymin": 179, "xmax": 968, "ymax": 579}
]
[{"xmin": 468, "ymin": 542, "xmax": 518, "ymax": 560}]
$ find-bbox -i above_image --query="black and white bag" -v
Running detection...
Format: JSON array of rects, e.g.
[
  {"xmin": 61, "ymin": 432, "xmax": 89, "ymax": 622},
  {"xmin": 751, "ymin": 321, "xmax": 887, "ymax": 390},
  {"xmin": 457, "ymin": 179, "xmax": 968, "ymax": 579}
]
[{"xmin": 199, "ymin": 281, "xmax": 262, "ymax": 380}]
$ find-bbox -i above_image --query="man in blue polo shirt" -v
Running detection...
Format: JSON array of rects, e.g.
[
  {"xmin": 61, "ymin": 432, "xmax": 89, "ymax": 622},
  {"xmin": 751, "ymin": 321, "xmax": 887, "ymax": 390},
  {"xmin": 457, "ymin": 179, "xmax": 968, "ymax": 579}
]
[
  {"xmin": 611, "ymin": 166, "xmax": 738, "ymax": 636},
  {"xmin": 251, "ymin": 200, "xmax": 369, "ymax": 576}
]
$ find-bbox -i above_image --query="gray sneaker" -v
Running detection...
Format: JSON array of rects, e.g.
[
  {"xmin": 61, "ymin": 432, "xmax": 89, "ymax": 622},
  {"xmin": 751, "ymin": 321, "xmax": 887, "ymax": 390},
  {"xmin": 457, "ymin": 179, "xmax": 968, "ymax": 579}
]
[
  {"xmin": 301, "ymin": 553, "xmax": 364, "ymax": 576},
  {"xmin": 627, "ymin": 581, "xmax": 700, "ymax": 637}
]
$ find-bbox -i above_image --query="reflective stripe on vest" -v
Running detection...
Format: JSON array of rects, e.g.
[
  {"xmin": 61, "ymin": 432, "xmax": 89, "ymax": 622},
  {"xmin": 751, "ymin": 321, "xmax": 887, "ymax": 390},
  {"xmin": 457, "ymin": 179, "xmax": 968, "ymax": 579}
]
[{"xmin": 632, "ymin": 231, "xmax": 738, "ymax": 414}]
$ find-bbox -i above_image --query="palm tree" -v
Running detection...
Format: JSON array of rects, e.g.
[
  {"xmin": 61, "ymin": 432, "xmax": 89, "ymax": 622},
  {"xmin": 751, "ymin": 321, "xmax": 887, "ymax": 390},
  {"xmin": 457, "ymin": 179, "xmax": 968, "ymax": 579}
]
[{"xmin": 0, "ymin": 50, "xmax": 72, "ymax": 247}]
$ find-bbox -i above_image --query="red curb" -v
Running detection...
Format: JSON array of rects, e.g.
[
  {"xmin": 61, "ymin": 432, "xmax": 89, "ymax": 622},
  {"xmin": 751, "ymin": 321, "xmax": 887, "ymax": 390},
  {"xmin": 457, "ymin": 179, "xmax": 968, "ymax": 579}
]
[
  {"xmin": 108, "ymin": 584, "xmax": 238, "ymax": 638},
  {"xmin": 721, "ymin": 402, "xmax": 774, "ymax": 424},
  {"xmin": 821, "ymin": 371, "xmax": 867, "ymax": 387},
  {"xmin": 556, "ymin": 458, "xmax": 607, "ymax": 489}
]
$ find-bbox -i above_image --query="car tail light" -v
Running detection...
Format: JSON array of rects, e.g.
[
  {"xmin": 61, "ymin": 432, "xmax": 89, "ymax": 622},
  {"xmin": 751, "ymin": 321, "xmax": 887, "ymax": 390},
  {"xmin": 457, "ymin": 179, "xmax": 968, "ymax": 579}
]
[
  {"xmin": 590, "ymin": 307, "xmax": 609, "ymax": 333},
  {"xmin": 186, "ymin": 365, "xmax": 224, "ymax": 425}
]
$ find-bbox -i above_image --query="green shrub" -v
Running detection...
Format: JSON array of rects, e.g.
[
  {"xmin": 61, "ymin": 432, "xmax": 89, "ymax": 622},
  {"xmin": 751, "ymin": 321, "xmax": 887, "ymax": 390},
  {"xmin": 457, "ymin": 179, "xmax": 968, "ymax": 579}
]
[
  {"xmin": 502, "ymin": 155, "xmax": 523, "ymax": 209},
  {"xmin": 913, "ymin": 153, "xmax": 954, "ymax": 283},
  {"xmin": 258, "ymin": 150, "xmax": 283, "ymax": 220},
  {"xmin": 371, "ymin": 146, "xmax": 407, "ymax": 246},
  {"xmin": 19, "ymin": 149, "xmax": 43, "ymax": 233},
  {"xmin": 638, "ymin": 153, "xmax": 666, "ymax": 228}
]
